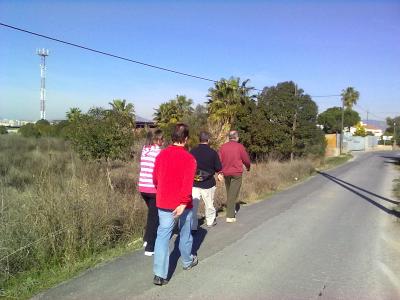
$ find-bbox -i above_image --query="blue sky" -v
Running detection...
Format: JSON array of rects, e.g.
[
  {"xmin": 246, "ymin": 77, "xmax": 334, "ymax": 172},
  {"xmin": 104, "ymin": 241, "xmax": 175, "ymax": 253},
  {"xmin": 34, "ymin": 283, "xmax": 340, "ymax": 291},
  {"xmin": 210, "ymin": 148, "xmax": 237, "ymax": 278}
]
[{"xmin": 0, "ymin": 0, "xmax": 399, "ymax": 122}]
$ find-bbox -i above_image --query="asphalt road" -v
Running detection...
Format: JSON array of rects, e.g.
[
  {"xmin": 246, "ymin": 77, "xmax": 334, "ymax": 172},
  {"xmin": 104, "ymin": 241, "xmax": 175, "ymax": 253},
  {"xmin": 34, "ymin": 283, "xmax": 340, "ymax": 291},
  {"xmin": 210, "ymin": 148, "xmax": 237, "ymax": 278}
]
[{"xmin": 35, "ymin": 151, "xmax": 400, "ymax": 300}]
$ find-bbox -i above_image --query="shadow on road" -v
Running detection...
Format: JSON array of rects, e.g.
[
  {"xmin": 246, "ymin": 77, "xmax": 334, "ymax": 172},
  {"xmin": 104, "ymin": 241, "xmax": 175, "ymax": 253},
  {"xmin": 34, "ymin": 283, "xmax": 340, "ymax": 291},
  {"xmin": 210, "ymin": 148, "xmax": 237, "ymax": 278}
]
[
  {"xmin": 380, "ymin": 155, "xmax": 400, "ymax": 166},
  {"xmin": 167, "ymin": 227, "xmax": 207, "ymax": 280},
  {"xmin": 317, "ymin": 171, "xmax": 400, "ymax": 218}
]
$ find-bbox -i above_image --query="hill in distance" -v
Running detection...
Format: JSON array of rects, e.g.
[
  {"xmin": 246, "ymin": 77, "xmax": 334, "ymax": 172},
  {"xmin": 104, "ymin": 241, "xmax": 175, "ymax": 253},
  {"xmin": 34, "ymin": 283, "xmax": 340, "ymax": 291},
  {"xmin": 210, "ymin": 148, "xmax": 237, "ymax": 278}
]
[{"xmin": 362, "ymin": 119, "xmax": 387, "ymax": 131}]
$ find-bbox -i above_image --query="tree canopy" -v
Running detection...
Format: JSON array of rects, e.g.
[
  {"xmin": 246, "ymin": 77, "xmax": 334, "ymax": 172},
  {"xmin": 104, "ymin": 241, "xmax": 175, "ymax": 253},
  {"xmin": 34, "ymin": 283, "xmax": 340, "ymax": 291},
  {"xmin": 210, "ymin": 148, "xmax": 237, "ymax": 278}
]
[
  {"xmin": 153, "ymin": 95, "xmax": 193, "ymax": 134},
  {"xmin": 234, "ymin": 81, "xmax": 326, "ymax": 160},
  {"xmin": 109, "ymin": 99, "xmax": 135, "ymax": 126},
  {"xmin": 317, "ymin": 107, "xmax": 361, "ymax": 133},
  {"xmin": 68, "ymin": 104, "xmax": 135, "ymax": 162},
  {"xmin": 182, "ymin": 104, "xmax": 208, "ymax": 148},
  {"xmin": 15, "ymin": 77, "xmax": 343, "ymax": 163},
  {"xmin": 385, "ymin": 116, "xmax": 400, "ymax": 145},
  {"xmin": 19, "ymin": 123, "xmax": 41, "ymax": 138},
  {"xmin": 258, "ymin": 81, "xmax": 325, "ymax": 158},
  {"xmin": 67, "ymin": 101, "xmax": 136, "ymax": 189},
  {"xmin": 66, "ymin": 107, "xmax": 82, "ymax": 122},
  {"xmin": 207, "ymin": 77, "xmax": 255, "ymax": 146},
  {"xmin": 353, "ymin": 122, "xmax": 367, "ymax": 137}
]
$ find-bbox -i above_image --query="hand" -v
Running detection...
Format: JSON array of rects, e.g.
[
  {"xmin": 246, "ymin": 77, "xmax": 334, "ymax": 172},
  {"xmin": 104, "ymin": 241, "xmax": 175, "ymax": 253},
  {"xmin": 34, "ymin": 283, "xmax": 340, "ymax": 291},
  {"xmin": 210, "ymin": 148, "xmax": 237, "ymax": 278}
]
[
  {"xmin": 217, "ymin": 173, "xmax": 224, "ymax": 182},
  {"xmin": 172, "ymin": 204, "xmax": 187, "ymax": 218}
]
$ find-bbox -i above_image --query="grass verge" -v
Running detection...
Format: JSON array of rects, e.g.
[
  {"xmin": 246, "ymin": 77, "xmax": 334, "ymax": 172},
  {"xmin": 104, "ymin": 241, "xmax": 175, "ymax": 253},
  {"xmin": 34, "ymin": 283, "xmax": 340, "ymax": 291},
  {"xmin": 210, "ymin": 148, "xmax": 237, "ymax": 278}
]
[
  {"xmin": 1, "ymin": 238, "xmax": 143, "ymax": 300},
  {"xmin": 317, "ymin": 153, "xmax": 353, "ymax": 171}
]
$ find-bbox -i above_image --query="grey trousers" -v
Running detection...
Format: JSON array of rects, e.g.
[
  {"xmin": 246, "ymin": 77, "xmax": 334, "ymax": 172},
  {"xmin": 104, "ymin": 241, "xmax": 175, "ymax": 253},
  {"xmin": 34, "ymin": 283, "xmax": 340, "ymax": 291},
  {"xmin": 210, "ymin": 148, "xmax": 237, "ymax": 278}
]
[{"xmin": 224, "ymin": 175, "xmax": 242, "ymax": 218}]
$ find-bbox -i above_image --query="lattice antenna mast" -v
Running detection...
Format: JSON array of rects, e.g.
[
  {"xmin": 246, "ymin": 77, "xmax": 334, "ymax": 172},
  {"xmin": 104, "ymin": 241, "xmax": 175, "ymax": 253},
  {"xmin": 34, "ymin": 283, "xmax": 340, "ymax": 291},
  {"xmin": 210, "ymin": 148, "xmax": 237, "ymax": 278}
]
[{"xmin": 37, "ymin": 48, "xmax": 49, "ymax": 120}]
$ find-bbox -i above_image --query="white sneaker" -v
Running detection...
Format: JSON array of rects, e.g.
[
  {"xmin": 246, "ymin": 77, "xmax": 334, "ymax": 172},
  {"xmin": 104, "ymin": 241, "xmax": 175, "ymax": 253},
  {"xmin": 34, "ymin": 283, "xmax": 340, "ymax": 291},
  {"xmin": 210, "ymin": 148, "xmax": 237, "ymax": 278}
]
[
  {"xmin": 206, "ymin": 220, "xmax": 217, "ymax": 227},
  {"xmin": 226, "ymin": 218, "xmax": 236, "ymax": 223},
  {"xmin": 144, "ymin": 251, "xmax": 154, "ymax": 256}
]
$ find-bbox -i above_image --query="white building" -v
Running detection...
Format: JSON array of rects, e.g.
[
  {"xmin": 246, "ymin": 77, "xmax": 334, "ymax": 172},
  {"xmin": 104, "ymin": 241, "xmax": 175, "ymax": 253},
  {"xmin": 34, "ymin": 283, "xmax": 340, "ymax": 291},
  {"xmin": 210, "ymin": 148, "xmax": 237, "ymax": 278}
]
[
  {"xmin": 349, "ymin": 121, "xmax": 383, "ymax": 137},
  {"xmin": 363, "ymin": 122, "xmax": 383, "ymax": 137},
  {"xmin": 0, "ymin": 119, "xmax": 33, "ymax": 126}
]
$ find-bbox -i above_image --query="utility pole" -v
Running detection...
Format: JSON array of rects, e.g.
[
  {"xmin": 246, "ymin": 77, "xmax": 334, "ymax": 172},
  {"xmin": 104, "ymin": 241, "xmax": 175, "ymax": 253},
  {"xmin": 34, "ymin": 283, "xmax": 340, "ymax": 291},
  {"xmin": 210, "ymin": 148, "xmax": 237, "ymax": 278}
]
[
  {"xmin": 37, "ymin": 48, "xmax": 49, "ymax": 120},
  {"xmin": 394, "ymin": 121, "xmax": 397, "ymax": 149},
  {"xmin": 340, "ymin": 96, "xmax": 345, "ymax": 155},
  {"xmin": 290, "ymin": 84, "xmax": 297, "ymax": 162}
]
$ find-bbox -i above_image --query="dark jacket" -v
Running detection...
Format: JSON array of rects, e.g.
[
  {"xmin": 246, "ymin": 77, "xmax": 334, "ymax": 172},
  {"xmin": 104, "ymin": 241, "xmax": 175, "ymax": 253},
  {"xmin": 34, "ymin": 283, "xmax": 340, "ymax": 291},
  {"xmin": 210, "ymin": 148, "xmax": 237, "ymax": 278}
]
[{"xmin": 190, "ymin": 144, "xmax": 222, "ymax": 189}]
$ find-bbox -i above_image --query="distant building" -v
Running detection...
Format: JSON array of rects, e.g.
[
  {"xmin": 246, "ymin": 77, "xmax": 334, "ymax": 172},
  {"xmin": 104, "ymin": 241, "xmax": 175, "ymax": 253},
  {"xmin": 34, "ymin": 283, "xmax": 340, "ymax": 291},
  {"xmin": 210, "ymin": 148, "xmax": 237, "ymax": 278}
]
[
  {"xmin": 364, "ymin": 124, "xmax": 383, "ymax": 137},
  {"xmin": 135, "ymin": 116, "xmax": 155, "ymax": 129},
  {"xmin": 349, "ymin": 121, "xmax": 383, "ymax": 137},
  {"xmin": 0, "ymin": 117, "xmax": 155, "ymax": 130},
  {"xmin": 0, "ymin": 119, "xmax": 33, "ymax": 127}
]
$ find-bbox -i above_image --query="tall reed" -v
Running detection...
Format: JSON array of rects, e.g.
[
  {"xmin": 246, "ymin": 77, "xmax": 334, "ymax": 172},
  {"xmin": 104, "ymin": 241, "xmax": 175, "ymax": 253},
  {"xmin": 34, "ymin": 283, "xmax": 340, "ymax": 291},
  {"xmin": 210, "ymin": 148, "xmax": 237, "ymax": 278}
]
[{"xmin": 0, "ymin": 135, "xmax": 144, "ymax": 288}]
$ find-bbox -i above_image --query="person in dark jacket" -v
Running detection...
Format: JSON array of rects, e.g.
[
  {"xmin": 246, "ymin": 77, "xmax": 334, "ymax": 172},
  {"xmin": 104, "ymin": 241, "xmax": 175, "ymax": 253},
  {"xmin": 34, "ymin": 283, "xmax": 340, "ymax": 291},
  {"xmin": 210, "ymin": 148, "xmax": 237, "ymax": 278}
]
[
  {"xmin": 190, "ymin": 131, "xmax": 222, "ymax": 230},
  {"xmin": 219, "ymin": 130, "xmax": 251, "ymax": 223}
]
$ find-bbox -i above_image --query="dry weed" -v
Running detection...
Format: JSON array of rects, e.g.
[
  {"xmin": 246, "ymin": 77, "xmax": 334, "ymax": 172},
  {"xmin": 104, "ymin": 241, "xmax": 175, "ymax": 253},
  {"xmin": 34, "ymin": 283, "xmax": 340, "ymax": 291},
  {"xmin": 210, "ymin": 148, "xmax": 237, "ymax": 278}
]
[{"xmin": 211, "ymin": 159, "xmax": 315, "ymax": 213}]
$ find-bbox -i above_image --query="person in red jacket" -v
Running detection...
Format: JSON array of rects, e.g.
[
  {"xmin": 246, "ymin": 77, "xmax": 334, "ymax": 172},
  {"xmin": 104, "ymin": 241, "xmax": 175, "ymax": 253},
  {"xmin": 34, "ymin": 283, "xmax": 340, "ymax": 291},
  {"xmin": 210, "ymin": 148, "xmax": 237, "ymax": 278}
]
[
  {"xmin": 152, "ymin": 123, "xmax": 198, "ymax": 286},
  {"xmin": 219, "ymin": 130, "xmax": 251, "ymax": 223}
]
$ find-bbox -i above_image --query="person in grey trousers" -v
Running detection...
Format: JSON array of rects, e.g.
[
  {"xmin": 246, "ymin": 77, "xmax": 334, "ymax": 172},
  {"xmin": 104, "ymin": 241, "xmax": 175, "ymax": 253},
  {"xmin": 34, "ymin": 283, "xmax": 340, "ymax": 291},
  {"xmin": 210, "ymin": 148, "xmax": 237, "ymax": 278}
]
[{"xmin": 218, "ymin": 130, "xmax": 251, "ymax": 223}]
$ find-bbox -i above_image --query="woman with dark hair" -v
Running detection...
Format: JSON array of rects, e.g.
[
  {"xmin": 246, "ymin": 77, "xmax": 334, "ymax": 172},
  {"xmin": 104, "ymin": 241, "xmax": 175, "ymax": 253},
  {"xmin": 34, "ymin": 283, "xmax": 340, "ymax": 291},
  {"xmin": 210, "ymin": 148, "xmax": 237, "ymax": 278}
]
[{"xmin": 138, "ymin": 129, "xmax": 164, "ymax": 256}]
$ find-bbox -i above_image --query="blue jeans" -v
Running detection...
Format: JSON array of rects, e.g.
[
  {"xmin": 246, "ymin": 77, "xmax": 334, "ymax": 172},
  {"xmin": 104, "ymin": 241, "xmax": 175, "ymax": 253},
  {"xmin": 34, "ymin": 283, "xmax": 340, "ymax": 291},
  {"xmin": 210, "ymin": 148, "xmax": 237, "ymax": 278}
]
[{"xmin": 153, "ymin": 208, "xmax": 194, "ymax": 279}]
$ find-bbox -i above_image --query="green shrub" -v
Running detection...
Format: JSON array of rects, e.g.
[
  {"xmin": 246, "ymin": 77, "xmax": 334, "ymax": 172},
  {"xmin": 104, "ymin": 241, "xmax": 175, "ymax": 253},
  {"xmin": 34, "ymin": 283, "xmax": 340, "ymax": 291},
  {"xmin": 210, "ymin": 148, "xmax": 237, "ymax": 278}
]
[{"xmin": 0, "ymin": 126, "xmax": 7, "ymax": 135}]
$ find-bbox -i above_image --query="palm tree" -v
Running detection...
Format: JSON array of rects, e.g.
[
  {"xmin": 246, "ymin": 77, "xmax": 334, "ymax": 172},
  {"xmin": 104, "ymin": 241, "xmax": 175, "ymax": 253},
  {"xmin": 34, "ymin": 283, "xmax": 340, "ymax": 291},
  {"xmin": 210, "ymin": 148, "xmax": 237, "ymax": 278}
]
[
  {"xmin": 175, "ymin": 95, "xmax": 194, "ymax": 118},
  {"xmin": 339, "ymin": 87, "xmax": 360, "ymax": 154},
  {"xmin": 109, "ymin": 99, "xmax": 135, "ymax": 125},
  {"xmin": 207, "ymin": 77, "xmax": 254, "ymax": 145},
  {"xmin": 154, "ymin": 102, "xmax": 177, "ymax": 126},
  {"xmin": 109, "ymin": 99, "xmax": 135, "ymax": 115},
  {"xmin": 207, "ymin": 77, "xmax": 254, "ymax": 123},
  {"xmin": 153, "ymin": 95, "xmax": 193, "ymax": 128},
  {"xmin": 341, "ymin": 87, "xmax": 360, "ymax": 110}
]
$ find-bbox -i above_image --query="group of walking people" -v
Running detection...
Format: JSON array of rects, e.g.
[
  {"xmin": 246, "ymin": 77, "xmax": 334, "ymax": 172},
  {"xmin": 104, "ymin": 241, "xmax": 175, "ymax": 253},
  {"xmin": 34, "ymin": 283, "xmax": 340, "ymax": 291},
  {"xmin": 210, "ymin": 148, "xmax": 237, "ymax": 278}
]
[{"xmin": 138, "ymin": 123, "xmax": 250, "ymax": 285}]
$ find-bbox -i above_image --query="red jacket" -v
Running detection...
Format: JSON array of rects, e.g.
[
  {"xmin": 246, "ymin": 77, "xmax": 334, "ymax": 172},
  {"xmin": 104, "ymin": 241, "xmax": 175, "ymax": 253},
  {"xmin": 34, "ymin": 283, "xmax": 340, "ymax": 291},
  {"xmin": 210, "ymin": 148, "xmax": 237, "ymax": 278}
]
[
  {"xmin": 219, "ymin": 141, "xmax": 251, "ymax": 176},
  {"xmin": 153, "ymin": 145, "xmax": 196, "ymax": 210}
]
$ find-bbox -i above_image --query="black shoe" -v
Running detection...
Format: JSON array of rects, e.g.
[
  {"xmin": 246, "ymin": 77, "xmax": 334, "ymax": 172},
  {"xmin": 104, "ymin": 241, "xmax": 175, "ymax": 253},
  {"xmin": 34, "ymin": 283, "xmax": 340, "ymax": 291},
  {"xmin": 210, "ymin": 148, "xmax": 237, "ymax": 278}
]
[
  {"xmin": 183, "ymin": 256, "xmax": 198, "ymax": 270},
  {"xmin": 153, "ymin": 275, "xmax": 168, "ymax": 286}
]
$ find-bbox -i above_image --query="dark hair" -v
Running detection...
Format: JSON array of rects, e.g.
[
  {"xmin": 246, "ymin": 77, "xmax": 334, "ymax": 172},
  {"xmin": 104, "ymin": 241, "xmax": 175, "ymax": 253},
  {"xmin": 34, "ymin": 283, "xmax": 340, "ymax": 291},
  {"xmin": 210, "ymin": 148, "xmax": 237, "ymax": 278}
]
[
  {"xmin": 171, "ymin": 123, "xmax": 189, "ymax": 143},
  {"xmin": 153, "ymin": 129, "xmax": 163, "ymax": 144},
  {"xmin": 199, "ymin": 131, "xmax": 210, "ymax": 143},
  {"xmin": 145, "ymin": 129, "xmax": 163, "ymax": 146}
]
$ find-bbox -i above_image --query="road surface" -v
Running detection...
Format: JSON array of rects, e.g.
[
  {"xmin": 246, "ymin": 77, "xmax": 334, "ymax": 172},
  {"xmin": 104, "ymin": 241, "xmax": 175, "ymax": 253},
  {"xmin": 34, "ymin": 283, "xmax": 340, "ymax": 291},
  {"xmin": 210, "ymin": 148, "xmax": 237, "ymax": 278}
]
[{"xmin": 35, "ymin": 151, "xmax": 400, "ymax": 299}]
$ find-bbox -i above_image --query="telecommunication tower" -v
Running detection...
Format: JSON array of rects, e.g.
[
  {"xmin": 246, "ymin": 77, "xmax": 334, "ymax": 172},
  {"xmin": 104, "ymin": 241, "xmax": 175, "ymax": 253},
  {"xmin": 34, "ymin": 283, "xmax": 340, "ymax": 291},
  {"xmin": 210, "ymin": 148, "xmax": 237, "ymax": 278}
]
[{"xmin": 37, "ymin": 48, "xmax": 49, "ymax": 120}]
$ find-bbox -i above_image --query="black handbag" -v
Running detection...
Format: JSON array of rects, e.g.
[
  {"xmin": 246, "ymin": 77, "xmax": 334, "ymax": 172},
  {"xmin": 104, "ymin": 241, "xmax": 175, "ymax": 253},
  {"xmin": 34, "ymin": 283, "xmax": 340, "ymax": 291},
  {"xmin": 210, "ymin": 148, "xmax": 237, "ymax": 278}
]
[{"xmin": 194, "ymin": 169, "xmax": 213, "ymax": 182}]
